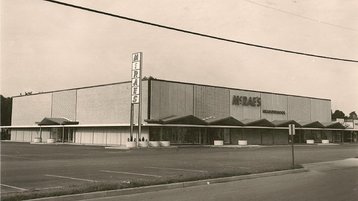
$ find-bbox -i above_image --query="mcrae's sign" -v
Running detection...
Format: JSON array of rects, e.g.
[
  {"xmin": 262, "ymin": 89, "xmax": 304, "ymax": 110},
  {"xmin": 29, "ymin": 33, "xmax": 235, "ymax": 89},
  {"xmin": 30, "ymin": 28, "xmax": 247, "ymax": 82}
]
[{"xmin": 232, "ymin": 95, "xmax": 261, "ymax": 107}]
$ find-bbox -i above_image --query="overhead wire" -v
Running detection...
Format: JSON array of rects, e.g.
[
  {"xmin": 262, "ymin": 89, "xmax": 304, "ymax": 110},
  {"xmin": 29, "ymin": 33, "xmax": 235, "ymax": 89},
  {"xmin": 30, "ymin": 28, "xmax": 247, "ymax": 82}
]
[
  {"xmin": 43, "ymin": 0, "xmax": 358, "ymax": 63},
  {"xmin": 243, "ymin": 0, "xmax": 358, "ymax": 32}
]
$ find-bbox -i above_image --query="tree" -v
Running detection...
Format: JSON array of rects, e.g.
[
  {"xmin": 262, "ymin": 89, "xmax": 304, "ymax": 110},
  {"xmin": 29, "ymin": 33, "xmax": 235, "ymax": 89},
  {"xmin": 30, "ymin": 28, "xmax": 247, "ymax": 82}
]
[
  {"xmin": 331, "ymin": 110, "xmax": 345, "ymax": 120},
  {"xmin": 1, "ymin": 95, "xmax": 12, "ymax": 140},
  {"xmin": 349, "ymin": 111, "xmax": 357, "ymax": 119}
]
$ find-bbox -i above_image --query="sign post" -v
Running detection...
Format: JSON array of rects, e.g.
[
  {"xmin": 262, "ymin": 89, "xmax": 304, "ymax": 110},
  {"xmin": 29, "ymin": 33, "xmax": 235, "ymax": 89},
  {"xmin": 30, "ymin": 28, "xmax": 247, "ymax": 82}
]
[
  {"xmin": 131, "ymin": 52, "xmax": 142, "ymax": 147},
  {"xmin": 289, "ymin": 124, "xmax": 295, "ymax": 168}
]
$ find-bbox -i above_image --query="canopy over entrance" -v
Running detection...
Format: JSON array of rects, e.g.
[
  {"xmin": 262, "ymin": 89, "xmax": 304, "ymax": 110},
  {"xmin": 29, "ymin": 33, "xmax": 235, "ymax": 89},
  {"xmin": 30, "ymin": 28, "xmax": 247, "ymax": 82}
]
[
  {"xmin": 241, "ymin": 119, "xmax": 275, "ymax": 127},
  {"xmin": 322, "ymin": 122, "xmax": 346, "ymax": 129},
  {"xmin": 205, "ymin": 116, "xmax": 244, "ymax": 126},
  {"xmin": 145, "ymin": 115, "xmax": 207, "ymax": 125},
  {"xmin": 271, "ymin": 120, "xmax": 301, "ymax": 127},
  {"xmin": 298, "ymin": 121, "xmax": 324, "ymax": 128},
  {"xmin": 37, "ymin": 117, "xmax": 79, "ymax": 126}
]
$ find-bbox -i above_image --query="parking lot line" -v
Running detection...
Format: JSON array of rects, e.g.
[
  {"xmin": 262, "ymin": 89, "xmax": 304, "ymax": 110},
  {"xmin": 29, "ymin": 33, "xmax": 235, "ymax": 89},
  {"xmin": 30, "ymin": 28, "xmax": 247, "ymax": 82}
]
[
  {"xmin": 100, "ymin": 170, "xmax": 162, "ymax": 178},
  {"xmin": 145, "ymin": 166, "xmax": 208, "ymax": 173},
  {"xmin": 0, "ymin": 183, "xmax": 28, "ymax": 191},
  {"xmin": 45, "ymin": 174, "xmax": 97, "ymax": 182}
]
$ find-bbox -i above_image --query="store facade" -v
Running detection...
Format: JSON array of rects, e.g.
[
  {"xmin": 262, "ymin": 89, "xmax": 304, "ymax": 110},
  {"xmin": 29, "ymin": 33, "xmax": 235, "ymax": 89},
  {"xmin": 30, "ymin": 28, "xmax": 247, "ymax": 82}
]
[{"xmin": 5, "ymin": 78, "xmax": 356, "ymax": 146}]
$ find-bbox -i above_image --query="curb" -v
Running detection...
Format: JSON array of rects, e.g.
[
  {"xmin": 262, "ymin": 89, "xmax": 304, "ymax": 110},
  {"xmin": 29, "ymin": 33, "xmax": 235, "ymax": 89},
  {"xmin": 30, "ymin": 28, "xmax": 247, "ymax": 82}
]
[
  {"xmin": 104, "ymin": 146, "xmax": 179, "ymax": 150},
  {"xmin": 29, "ymin": 168, "xmax": 307, "ymax": 201}
]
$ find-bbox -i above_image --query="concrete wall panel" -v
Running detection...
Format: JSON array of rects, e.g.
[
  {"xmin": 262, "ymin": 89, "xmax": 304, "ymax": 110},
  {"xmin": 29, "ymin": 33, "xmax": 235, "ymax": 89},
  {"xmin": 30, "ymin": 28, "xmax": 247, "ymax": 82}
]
[
  {"xmin": 52, "ymin": 90, "xmax": 77, "ymax": 120},
  {"xmin": 76, "ymin": 83, "xmax": 131, "ymax": 124},
  {"xmin": 12, "ymin": 94, "xmax": 52, "ymax": 125},
  {"xmin": 76, "ymin": 82, "xmax": 148, "ymax": 125}
]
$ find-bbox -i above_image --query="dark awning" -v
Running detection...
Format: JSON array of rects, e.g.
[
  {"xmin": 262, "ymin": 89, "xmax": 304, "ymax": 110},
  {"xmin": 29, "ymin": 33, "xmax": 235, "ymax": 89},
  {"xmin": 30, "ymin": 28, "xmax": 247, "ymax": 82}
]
[
  {"xmin": 205, "ymin": 116, "xmax": 244, "ymax": 126},
  {"xmin": 321, "ymin": 122, "xmax": 346, "ymax": 129},
  {"xmin": 271, "ymin": 120, "xmax": 301, "ymax": 127},
  {"xmin": 37, "ymin": 117, "xmax": 79, "ymax": 126},
  {"xmin": 298, "ymin": 121, "xmax": 324, "ymax": 128},
  {"xmin": 145, "ymin": 115, "xmax": 207, "ymax": 125},
  {"xmin": 241, "ymin": 119, "xmax": 275, "ymax": 127}
]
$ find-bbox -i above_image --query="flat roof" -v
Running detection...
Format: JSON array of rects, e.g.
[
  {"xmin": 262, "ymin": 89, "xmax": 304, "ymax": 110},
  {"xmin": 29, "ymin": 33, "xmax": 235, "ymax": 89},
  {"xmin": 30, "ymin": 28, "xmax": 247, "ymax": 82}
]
[{"xmin": 12, "ymin": 77, "xmax": 330, "ymax": 101}]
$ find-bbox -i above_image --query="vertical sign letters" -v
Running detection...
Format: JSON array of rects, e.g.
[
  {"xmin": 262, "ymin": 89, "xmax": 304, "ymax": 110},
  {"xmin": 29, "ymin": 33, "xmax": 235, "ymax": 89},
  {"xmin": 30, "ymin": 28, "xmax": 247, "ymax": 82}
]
[{"xmin": 131, "ymin": 52, "xmax": 142, "ymax": 104}]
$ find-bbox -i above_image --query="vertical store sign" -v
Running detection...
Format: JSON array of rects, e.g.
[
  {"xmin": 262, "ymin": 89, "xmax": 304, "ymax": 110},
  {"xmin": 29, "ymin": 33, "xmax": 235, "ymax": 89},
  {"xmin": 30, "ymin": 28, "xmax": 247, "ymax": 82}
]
[
  {"xmin": 130, "ymin": 52, "xmax": 142, "ymax": 146},
  {"xmin": 131, "ymin": 52, "xmax": 142, "ymax": 104}
]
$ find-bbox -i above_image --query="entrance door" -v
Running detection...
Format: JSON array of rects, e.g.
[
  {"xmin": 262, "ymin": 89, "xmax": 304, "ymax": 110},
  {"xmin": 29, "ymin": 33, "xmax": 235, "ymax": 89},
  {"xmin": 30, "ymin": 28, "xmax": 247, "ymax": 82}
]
[{"xmin": 62, "ymin": 128, "xmax": 74, "ymax": 143}]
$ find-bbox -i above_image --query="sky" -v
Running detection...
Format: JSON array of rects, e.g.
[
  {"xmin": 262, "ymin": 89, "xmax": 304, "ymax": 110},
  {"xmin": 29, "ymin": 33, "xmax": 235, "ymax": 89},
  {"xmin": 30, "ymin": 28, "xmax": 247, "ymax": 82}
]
[{"xmin": 1, "ymin": 0, "xmax": 358, "ymax": 115}]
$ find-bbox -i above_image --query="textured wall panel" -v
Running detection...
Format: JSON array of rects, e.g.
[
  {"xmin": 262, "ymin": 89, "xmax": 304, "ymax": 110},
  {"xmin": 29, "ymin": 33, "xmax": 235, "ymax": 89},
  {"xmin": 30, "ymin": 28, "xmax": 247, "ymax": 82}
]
[
  {"xmin": 93, "ymin": 129, "xmax": 106, "ymax": 144},
  {"xmin": 150, "ymin": 81, "xmax": 194, "ymax": 119},
  {"xmin": 40, "ymin": 129, "xmax": 51, "ymax": 141},
  {"xmin": 10, "ymin": 130, "xmax": 16, "ymax": 141},
  {"xmin": 76, "ymin": 84, "xmax": 129, "ymax": 124},
  {"xmin": 30, "ymin": 130, "xmax": 40, "ymax": 141},
  {"xmin": 16, "ymin": 130, "xmax": 24, "ymax": 141},
  {"xmin": 260, "ymin": 93, "xmax": 288, "ymax": 121},
  {"xmin": 194, "ymin": 86, "xmax": 230, "ymax": 119},
  {"xmin": 76, "ymin": 82, "xmax": 148, "ymax": 125},
  {"xmin": 52, "ymin": 90, "xmax": 77, "ymax": 120},
  {"xmin": 106, "ymin": 128, "xmax": 121, "ymax": 145},
  {"xmin": 76, "ymin": 128, "xmax": 94, "ymax": 144},
  {"xmin": 23, "ymin": 130, "xmax": 32, "ymax": 142},
  {"xmin": 287, "ymin": 96, "xmax": 311, "ymax": 121},
  {"xmin": 230, "ymin": 90, "xmax": 261, "ymax": 120},
  {"xmin": 310, "ymin": 99, "xmax": 331, "ymax": 122},
  {"xmin": 12, "ymin": 94, "xmax": 52, "ymax": 125}
]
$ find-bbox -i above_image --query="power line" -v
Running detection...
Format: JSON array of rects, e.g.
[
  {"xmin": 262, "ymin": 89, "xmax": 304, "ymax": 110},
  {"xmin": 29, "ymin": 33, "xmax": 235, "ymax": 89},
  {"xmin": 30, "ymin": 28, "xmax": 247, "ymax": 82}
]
[
  {"xmin": 43, "ymin": 0, "xmax": 358, "ymax": 63},
  {"xmin": 243, "ymin": 0, "xmax": 358, "ymax": 32}
]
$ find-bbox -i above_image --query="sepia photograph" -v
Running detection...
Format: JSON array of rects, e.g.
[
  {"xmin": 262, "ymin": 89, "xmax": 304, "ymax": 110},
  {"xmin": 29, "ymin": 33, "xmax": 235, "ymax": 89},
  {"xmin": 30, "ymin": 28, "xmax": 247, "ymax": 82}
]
[{"xmin": 1, "ymin": 0, "xmax": 357, "ymax": 200}]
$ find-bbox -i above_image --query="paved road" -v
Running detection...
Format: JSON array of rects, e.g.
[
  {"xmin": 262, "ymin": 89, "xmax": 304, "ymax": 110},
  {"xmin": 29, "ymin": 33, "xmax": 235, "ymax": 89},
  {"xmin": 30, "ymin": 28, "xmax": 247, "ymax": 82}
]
[{"xmin": 82, "ymin": 158, "xmax": 358, "ymax": 201}]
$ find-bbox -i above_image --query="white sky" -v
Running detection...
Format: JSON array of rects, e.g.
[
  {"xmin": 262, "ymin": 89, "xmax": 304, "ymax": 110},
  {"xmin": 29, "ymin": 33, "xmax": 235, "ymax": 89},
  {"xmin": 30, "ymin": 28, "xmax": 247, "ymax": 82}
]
[{"xmin": 1, "ymin": 0, "xmax": 358, "ymax": 115}]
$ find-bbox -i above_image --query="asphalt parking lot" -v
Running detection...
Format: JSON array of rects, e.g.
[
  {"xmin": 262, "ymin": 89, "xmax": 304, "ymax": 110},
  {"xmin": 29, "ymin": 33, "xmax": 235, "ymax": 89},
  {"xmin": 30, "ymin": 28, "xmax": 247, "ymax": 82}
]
[{"xmin": 1, "ymin": 142, "xmax": 357, "ymax": 197}]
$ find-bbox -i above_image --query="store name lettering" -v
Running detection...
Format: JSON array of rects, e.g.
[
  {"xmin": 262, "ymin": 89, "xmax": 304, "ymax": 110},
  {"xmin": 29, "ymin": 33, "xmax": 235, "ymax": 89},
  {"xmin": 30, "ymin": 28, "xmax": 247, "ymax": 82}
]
[{"xmin": 232, "ymin": 95, "xmax": 261, "ymax": 107}]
